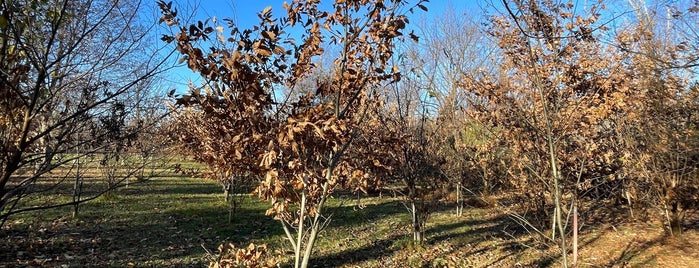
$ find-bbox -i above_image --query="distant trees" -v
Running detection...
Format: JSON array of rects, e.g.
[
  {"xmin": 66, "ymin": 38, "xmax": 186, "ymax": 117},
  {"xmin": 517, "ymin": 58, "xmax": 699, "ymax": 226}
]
[
  {"xmin": 401, "ymin": 7, "xmax": 505, "ymax": 209},
  {"xmin": 0, "ymin": 0, "xmax": 171, "ymax": 225},
  {"xmin": 366, "ymin": 69, "xmax": 446, "ymax": 244}
]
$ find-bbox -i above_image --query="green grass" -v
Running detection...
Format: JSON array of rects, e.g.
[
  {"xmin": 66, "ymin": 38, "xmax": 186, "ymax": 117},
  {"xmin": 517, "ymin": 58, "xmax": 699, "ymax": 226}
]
[
  {"xmin": 2, "ymin": 175, "xmax": 699, "ymax": 267},
  {"xmin": 1, "ymin": 176, "xmax": 266, "ymax": 267}
]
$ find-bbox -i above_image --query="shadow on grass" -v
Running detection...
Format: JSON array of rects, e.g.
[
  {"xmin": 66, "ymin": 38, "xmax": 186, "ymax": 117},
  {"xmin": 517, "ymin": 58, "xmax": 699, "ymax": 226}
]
[
  {"xmin": 0, "ymin": 201, "xmax": 280, "ymax": 267},
  {"xmin": 167, "ymin": 205, "xmax": 283, "ymax": 241},
  {"xmin": 424, "ymin": 211, "xmax": 588, "ymax": 267},
  {"xmin": 327, "ymin": 197, "xmax": 461, "ymax": 230},
  {"xmin": 308, "ymin": 233, "xmax": 405, "ymax": 267},
  {"xmin": 0, "ymin": 176, "xmax": 279, "ymax": 267},
  {"xmin": 131, "ymin": 181, "xmax": 223, "ymax": 196},
  {"xmin": 426, "ymin": 214, "xmax": 522, "ymax": 244},
  {"xmin": 326, "ymin": 200, "xmax": 406, "ymax": 228}
]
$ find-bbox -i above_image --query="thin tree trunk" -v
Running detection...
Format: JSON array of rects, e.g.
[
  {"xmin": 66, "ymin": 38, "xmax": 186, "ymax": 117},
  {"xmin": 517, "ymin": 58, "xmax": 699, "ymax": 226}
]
[
  {"xmin": 294, "ymin": 191, "xmax": 307, "ymax": 268},
  {"xmin": 573, "ymin": 204, "xmax": 578, "ymax": 268},
  {"xmin": 552, "ymin": 164, "xmax": 567, "ymax": 268},
  {"xmin": 532, "ymin": 42, "xmax": 568, "ymax": 267},
  {"xmin": 551, "ymin": 204, "xmax": 557, "ymax": 240},
  {"xmin": 72, "ymin": 157, "xmax": 83, "ymax": 218},
  {"xmin": 300, "ymin": 181, "xmax": 331, "ymax": 268},
  {"xmin": 301, "ymin": 222, "xmax": 320, "ymax": 268},
  {"xmin": 412, "ymin": 201, "xmax": 418, "ymax": 241},
  {"xmin": 456, "ymin": 182, "xmax": 462, "ymax": 216},
  {"xmin": 411, "ymin": 201, "xmax": 424, "ymax": 243},
  {"xmin": 625, "ymin": 187, "xmax": 634, "ymax": 219},
  {"xmin": 228, "ymin": 191, "xmax": 236, "ymax": 224}
]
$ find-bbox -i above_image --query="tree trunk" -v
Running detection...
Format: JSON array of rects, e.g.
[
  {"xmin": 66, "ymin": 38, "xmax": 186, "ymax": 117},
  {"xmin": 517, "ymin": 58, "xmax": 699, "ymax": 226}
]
[
  {"xmin": 573, "ymin": 204, "xmax": 578, "ymax": 268},
  {"xmin": 72, "ymin": 158, "xmax": 83, "ymax": 218},
  {"xmin": 299, "ymin": 181, "xmax": 331, "ymax": 268},
  {"xmin": 228, "ymin": 192, "xmax": 236, "ymax": 224},
  {"xmin": 411, "ymin": 201, "xmax": 424, "ymax": 243},
  {"xmin": 301, "ymin": 217, "xmax": 321, "ymax": 268},
  {"xmin": 552, "ymin": 168, "xmax": 567, "ymax": 268},
  {"xmin": 624, "ymin": 187, "xmax": 634, "ymax": 219},
  {"xmin": 294, "ymin": 191, "xmax": 307, "ymax": 268},
  {"xmin": 482, "ymin": 176, "xmax": 490, "ymax": 197},
  {"xmin": 456, "ymin": 182, "xmax": 463, "ymax": 217}
]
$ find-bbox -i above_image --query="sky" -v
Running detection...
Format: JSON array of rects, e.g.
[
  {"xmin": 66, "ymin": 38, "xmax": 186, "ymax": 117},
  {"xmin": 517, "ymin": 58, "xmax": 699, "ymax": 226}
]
[
  {"xmin": 192, "ymin": 1, "xmax": 483, "ymax": 29},
  {"xmin": 155, "ymin": 0, "xmax": 650, "ymax": 92},
  {"xmin": 159, "ymin": 0, "xmax": 487, "ymax": 92}
]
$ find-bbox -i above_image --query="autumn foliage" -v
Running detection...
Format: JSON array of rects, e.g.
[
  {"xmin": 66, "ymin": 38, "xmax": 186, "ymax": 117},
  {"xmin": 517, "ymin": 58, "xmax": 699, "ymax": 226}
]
[
  {"xmin": 158, "ymin": 0, "xmax": 427, "ymax": 267},
  {"xmin": 158, "ymin": 0, "xmax": 699, "ymax": 267}
]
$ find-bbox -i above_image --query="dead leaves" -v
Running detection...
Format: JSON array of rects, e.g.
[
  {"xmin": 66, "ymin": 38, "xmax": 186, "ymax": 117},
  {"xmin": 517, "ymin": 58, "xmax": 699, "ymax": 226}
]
[
  {"xmin": 159, "ymin": 2, "xmax": 425, "ymax": 263},
  {"xmin": 210, "ymin": 243, "xmax": 277, "ymax": 268}
]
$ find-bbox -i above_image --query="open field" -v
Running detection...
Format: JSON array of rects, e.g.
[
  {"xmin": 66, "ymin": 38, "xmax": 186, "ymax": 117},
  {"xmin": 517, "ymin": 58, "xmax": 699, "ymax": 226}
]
[{"xmin": 1, "ymin": 176, "xmax": 698, "ymax": 267}]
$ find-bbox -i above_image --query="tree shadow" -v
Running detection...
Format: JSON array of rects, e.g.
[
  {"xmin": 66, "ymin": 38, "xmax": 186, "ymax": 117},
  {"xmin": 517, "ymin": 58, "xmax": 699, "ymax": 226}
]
[
  {"xmin": 127, "ymin": 181, "xmax": 223, "ymax": 196},
  {"xmin": 426, "ymin": 214, "xmax": 526, "ymax": 244},
  {"xmin": 0, "ymin": 201, "xmax": 282, "ymax": 266},
  {"xmin": 307, "ymin": 233, "xmax": 404, "ymax": 267},
  {"xmin": 0, "ymin": 177, "xmax": 277, "ymax": 267},
  {"xmin": 325, "ymin": 199, "xmax": 408, "ymax": 229},
  {"xmin": 602, "ymin": 235, "xmax": 663, "ymax": 267},
  {"xmin": 577, "ymin": 224, "xmax": 609, "ymax": 253}
]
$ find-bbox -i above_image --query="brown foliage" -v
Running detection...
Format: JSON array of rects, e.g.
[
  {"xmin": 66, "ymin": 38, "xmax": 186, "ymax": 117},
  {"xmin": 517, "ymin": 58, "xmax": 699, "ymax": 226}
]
[
  {"xmin": 464, "ymin": 1, "xmax": 635, "ymax": 214},
  {"xmin": 210, "ymin": 243, "xmax": 278, "ymax": 268},
  {"xmin": 158, "ymin": 0, "xmax": 420, "ymax": 218},
  {"xmin": 158, "ymin": 0, "xmax": 426, "ymax": 266}
]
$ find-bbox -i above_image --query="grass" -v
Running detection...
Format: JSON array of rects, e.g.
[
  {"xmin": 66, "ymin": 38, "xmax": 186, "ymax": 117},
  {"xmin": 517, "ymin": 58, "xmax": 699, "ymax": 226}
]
[{"xmin": 2, "ymin": 175, "xmax": 699, "ymax": 267}]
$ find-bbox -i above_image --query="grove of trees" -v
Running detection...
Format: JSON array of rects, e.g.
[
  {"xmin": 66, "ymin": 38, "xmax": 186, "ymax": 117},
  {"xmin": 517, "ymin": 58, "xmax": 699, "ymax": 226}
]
[
  {"xmin": 161, "ymin": 0, "xmax": 698, "ymax": 266},
  {"xmin": 2, "ymin": 0, "xmax": 699, "ymax": 267}
]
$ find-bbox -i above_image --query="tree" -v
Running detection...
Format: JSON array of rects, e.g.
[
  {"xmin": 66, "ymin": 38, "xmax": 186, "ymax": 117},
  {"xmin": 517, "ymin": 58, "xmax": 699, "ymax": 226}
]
[
  {"xmin": 362, "ymin": 69, "xmax": 447, "ymax": 244},
  {"xmin": 157, "ymin": 0, "xmax": 426, "ymax": 267},
  {"xmin": 401, "ymin": 7, "xmax": 504, "ymax": 210},
  {"xmin": 464, "ymin": 1, "xmax": 638, "ymax": 266},
  {"xmin": 0, "ymin": 0, "xmax": 171, "ymax": 226},
  {"xmin": 618, "ymin": 0, "xmax": 699, "ymax": 235}
]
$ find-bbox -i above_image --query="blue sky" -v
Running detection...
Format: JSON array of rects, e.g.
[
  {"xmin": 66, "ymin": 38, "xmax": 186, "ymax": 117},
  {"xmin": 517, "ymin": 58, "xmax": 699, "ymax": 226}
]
[
  {"xmin": 160, "ymin": 0, "xmax": 486, "ymax": 91},
  {"xmin": 192, "ymin": 1, "xmax": 483, "ymax": 28},
  {"xmin": 157, "ymin": 0, "xmax": 646, "ymax": 92}
]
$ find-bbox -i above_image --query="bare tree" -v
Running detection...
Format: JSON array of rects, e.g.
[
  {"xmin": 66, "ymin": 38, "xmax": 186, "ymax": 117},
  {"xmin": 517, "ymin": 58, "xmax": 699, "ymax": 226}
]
[
  {"xmin": 403, "ymin": 7, "xmax": 503, "ymax": 209},
  {"xmin": 0, "ymin": 0, "xmax": 172, "ymax": 226},
  {"xmin": 365, "ymin": 70, "xmax": 447, "ymax": 244}
]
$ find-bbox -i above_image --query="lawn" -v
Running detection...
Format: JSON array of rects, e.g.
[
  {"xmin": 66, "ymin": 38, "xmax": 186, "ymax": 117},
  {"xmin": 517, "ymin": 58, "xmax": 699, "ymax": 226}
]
[{"xmin": 1, "ymin": 175, "xmax": 698, "ymax": 267}]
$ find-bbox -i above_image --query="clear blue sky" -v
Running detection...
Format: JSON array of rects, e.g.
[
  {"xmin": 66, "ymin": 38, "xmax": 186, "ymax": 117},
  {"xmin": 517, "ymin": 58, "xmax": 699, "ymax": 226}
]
[
  {"xmin": 160, "ymin": 0, "xmax": 485, "ymax": 91},
  {"xmin": 192, "ymin": 1, "xmax": 483, "ymax": 29},
  {"xmin": 157, "ymin": 0, "xmax": 639, "ymax": 92}
]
